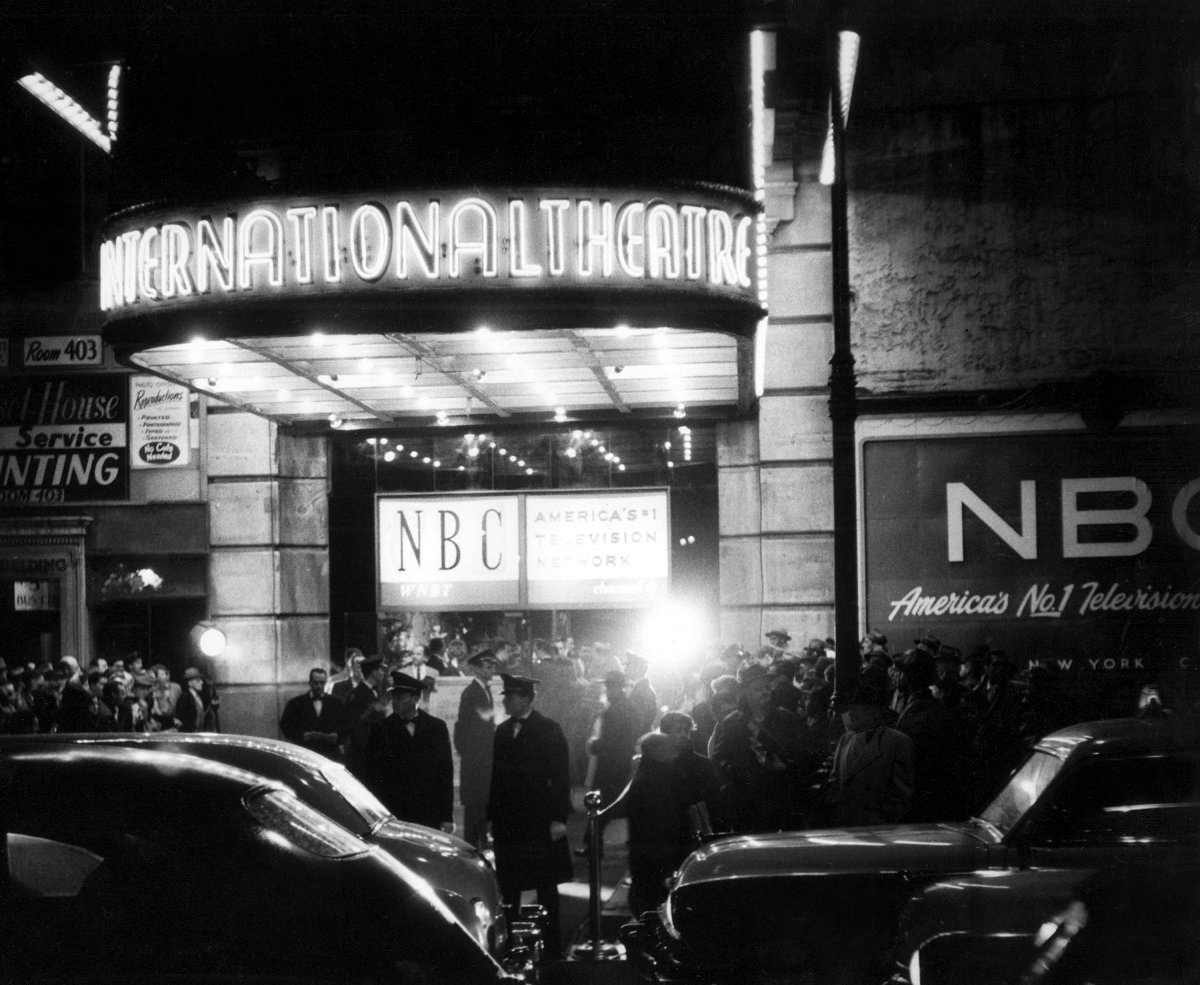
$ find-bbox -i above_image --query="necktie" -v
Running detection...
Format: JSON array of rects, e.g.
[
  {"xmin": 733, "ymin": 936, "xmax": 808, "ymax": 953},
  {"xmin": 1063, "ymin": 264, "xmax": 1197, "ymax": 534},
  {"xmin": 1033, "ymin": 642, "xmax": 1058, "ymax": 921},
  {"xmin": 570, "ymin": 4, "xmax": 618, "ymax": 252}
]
[{"xmin": 512, "ymin": 720, "xmax": 521, "ymax": 738}]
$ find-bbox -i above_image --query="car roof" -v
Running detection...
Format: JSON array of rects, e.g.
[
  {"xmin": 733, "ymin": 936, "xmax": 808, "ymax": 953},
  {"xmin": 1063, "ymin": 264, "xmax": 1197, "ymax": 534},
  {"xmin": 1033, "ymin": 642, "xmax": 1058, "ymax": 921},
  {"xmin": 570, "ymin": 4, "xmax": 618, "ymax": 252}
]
[
  {"xmin": 1035, "ymin": 716, "xmax": 1200, "ymax": 762},
  {"xmin": 0, "ymin": 731, "xmax": 335, "ymax": 770},
  {"xmin": 0, "ymin": 742, "xmax": 279, "ymax": 793}
]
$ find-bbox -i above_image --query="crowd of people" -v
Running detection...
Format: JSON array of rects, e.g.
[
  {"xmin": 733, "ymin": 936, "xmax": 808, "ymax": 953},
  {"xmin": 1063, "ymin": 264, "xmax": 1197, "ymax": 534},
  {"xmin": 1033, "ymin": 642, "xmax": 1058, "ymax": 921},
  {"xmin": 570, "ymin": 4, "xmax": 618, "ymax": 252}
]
[
  {"xmin": 0, "ymin": 652, "xmax": 218, "ymax": 735},
  {"xmin": 7, "ymin": 626, "xmax": 1183, "ymax": 949}
]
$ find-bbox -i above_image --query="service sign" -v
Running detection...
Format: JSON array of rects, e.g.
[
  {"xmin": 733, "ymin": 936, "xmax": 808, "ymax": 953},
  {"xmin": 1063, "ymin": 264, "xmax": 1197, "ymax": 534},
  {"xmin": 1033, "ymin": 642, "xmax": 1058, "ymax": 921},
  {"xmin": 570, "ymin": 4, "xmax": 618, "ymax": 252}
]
[
  {"xmin": 525, "ymin": 490, "xmax": 670, "ymax": 607},
  {"xmin": 378, "ymin": 495, "xmax": 521, "ymax": 608},
  {"xmin": 130, "ymin": 375, "xmax": 190, "ymax": 469},
  {"xmin": 22, "ymin": 335, "xmax": 103, "ymax": 367},
  {"xmin": 863, "ymin": 432, "xmax": 1200, "ymax": 673},
  {"xmin": 100, "ymin": 187, "xmax": 760, "ymax": 316},
  {"xmin": 0, "ymin": 376, "xmax": 129, "ymax": 503}
]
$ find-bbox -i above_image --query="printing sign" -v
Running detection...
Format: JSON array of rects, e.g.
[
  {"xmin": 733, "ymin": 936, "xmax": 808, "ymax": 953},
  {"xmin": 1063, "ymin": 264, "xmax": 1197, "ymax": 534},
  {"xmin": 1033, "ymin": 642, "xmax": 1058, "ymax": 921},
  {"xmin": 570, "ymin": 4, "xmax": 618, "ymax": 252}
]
[
  {"xmin": 0, "ymin": 376, "xmax": 129, "ymax": 503},
  {"xmin": 524, "ymin": 490, "xmax": 670, "ymax": 607},
  {"xmin": 377, "ymin": 495, "xmax": 521, "ymax": 608},
  {"xmin": 130, "ymin": 375, "xmax": 190, "ymax": 468}
]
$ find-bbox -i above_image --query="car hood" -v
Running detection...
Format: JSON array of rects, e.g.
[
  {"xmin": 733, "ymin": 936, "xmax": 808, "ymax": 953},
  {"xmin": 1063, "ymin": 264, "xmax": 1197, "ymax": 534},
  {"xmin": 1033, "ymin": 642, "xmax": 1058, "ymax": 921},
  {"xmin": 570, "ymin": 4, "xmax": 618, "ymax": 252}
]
[
  {"xmin": 372, "ymin": 819, "xmax": 499, "ymax": 899},
  {"xmin": 370, "ymin": 819, "xmax": 504, "ymax": 951},
  {"xmin": 675, "ymin": 823, "xmax": 993, "ymax": 888}
]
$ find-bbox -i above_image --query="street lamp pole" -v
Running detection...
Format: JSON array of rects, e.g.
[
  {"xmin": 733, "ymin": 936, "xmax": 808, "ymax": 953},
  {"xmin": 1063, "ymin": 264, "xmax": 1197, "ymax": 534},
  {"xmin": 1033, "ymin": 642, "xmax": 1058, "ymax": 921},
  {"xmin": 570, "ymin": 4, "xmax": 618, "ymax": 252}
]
[{"xmin": 828, "ymin": 22, "xmax": 861, "ymax": 709}]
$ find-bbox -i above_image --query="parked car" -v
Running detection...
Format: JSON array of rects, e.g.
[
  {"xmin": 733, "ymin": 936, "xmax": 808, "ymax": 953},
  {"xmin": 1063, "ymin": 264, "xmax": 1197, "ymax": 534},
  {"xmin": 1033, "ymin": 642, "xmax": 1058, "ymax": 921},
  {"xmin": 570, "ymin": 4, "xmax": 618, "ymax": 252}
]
[
  {"xmin": 0, "ymin": 742, "xmax": 515, "ymax": 985},
  {"xmin": 0, "ymin": 732, "xmax": 509, "ymax": 960},
  {"xmin": 621, "ymin": 716, "xmax": 1200, "ymax": 985},
  {"xmin": 891, "ymin": 859, "xmax": 1200, "ymax": 985},
  {"xmin": 1013, "ymin": 862, "xmax": 1200, "ymax": 985}
]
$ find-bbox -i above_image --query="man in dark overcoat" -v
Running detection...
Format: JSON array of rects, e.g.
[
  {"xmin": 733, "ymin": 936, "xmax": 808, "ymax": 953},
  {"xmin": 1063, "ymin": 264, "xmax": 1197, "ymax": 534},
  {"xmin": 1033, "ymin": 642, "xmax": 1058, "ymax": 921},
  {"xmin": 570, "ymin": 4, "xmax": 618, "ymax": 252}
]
[
  {"xmin": 279, "ymin": 667, "xmax": 344, "ymax": 759},
  {"xmin": 488, "ymin": 674, "xmax": 573, "ymax": 958},
  {"xmin": 453, "ymin": 649, "xmax": 499, "ymax": 849},
  {"xmin": 364, "ymin": 672, "xmax": 455, "ymax": 833}
]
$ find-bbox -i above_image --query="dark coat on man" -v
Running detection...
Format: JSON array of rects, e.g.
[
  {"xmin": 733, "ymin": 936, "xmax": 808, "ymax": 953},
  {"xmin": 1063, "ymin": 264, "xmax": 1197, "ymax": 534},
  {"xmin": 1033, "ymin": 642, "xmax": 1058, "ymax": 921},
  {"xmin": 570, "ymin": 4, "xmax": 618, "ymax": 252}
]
[
  {"xmin": 278, "ymin": 691, "xmax": 345, "ymax": 758},
  {"xmin": 895, "ymin": 690, "xmax": 962, "ymax": 821},
  {"xmin": 629, "ymin": 678, "xmax": 658, "ymax": 735},
  {"xmin": 709, "ymin": 704, "xmax": 820, "ymax": 832},
  {"xmin": 454, "ymin": 677, "xmax": 496, "ymax": 807},
  {"xmin": 488, "ymin": 709, "xmax": 574, "ymax": 891},
  {"xmin": 590, "ymin": 692, "xmax": 642, "ymax": 807},
  {"xmin": 175, "ymin": 687, "xmax": 216, "ymax": 733},
  {"xmin": 363, "ymin": 708, "xmax": 454, "ymax": 829}
]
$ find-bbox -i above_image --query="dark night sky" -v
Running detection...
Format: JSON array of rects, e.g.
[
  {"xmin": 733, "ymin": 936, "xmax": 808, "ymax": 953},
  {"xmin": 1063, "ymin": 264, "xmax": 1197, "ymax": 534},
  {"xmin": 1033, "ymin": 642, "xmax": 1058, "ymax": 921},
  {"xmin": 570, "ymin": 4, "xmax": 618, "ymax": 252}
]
[{"xmin": 1, "ymin": 0, "xmax": 757, "ymax": 291}]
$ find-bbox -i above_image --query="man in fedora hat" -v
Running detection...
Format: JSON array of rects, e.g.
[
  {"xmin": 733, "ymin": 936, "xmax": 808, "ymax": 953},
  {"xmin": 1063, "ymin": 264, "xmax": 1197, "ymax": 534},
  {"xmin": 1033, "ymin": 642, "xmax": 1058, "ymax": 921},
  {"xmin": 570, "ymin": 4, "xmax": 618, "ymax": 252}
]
[
  {"xmin": 764, "ymin": 628, "xmax": 793, "ymax": 659},
  {"xmin": 488, "ymin": 673, "xmax": 573, "ymax": 959},
  {"xmin": 363, "ymin": 671, "xmax": 455, "ymax": 833},
  {"xmin": 454, "ymin": 648, "xmax": 499, "ymax": 849}
]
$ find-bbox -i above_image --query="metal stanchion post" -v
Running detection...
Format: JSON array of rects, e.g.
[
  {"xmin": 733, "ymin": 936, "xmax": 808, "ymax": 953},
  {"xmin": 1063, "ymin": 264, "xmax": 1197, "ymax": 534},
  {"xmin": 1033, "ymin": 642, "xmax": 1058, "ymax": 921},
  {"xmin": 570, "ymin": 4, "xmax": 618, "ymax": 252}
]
[{"xmin": 568, "ymin": 790, "xmax": 624, "ymax": 961}]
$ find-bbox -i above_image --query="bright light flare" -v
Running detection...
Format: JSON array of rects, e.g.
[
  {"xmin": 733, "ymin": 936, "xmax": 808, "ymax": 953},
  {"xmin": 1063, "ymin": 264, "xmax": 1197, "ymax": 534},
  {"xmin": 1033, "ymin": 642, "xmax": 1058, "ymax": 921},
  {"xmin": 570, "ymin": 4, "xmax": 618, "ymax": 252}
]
[{"xmin": 635, "ymin": 601, "xmax": 711, "ymax": 671}]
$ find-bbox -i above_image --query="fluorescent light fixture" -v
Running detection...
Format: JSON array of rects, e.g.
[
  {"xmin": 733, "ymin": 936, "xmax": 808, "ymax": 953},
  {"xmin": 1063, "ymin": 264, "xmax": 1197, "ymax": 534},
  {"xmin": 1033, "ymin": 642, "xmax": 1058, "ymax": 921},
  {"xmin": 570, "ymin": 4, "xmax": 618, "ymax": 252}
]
[
  {"xmin": 819, "ymin": 31, "xmax": 861, "ymax": 186},
  {"xmin": 18, "ymin": 71, "xmax": 113, "ymax": 153},
  {"xmin": 750, "ymin": 30, "xmax": 774, "ymax": 398}
]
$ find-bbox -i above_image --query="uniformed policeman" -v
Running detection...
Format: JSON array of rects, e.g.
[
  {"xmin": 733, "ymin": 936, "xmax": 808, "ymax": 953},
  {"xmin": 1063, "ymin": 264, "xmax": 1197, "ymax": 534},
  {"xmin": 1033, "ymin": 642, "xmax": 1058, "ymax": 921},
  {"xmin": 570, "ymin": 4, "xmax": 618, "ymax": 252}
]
[
  {"xmin": 364, "ymin": 671, "xmax": 455, "ymax": 833},
  {"xmin": 487, "ymin": 674, "xmax": 573, "ymax": 958}
]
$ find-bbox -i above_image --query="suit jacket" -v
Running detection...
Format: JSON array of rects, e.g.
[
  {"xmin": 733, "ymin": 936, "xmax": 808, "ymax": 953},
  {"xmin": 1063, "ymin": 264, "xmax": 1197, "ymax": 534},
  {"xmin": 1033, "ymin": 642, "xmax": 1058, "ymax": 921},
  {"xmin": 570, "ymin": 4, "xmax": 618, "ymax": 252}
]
[
  {"xmin": 329, "ymin": 677, "xmax": 358, "ymax": 703},
  {"xmin": 176, "ymin": 687, "xmax": 215, "ymax": 732},
  {"xmin": 488, "ymin": 708, "xmax": 573, "ymax": 888},
  {"xmin": 453, "ymin": 678, "xmax": 495, "ymax": 806},
  {"xmin": 590, "ymin": 694, "xmax": 641, "ymax": 801},
  {"xmin": 709, "ymin": 705, "xmax": 815, "ymax": 832},
  {"xmin": 363, "ymin": 709, "xmax": 454, "ymax": 829},
  {"xmin": 279, "ymin": 691, "xmax": 345, "ymax": 757}
]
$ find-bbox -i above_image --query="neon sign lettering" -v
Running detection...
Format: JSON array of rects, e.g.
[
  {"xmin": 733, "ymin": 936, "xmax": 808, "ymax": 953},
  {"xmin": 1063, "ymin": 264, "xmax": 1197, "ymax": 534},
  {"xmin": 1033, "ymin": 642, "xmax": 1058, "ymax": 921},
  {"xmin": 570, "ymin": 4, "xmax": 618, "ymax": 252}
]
[{"xmin": 99, "ymin": 189, "xmax": 758, "ymax": 313}]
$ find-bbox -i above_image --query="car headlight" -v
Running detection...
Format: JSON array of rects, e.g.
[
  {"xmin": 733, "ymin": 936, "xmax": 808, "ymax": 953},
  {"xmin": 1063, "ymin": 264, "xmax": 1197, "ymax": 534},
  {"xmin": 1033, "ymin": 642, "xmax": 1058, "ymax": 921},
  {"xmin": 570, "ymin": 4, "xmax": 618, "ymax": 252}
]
[
  {"xmin": 908, "ymin": 950, "xmax": 921, "ymax": 985},
  {"xmin": 661, "ymin": 892, "xmax": 680, "ymax": 939}
]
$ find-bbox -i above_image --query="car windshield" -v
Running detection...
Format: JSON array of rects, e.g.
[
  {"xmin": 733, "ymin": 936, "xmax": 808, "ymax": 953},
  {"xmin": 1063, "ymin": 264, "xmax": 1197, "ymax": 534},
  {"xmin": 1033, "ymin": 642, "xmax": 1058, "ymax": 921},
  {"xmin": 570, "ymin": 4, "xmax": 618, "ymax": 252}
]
[
  {"xmin": 977, "ymin": 750, "xmax": 1066, "ymax": 836},
  {"xmin": 318, "ymin": 763, "xmax": 391, "ymax": 831}
]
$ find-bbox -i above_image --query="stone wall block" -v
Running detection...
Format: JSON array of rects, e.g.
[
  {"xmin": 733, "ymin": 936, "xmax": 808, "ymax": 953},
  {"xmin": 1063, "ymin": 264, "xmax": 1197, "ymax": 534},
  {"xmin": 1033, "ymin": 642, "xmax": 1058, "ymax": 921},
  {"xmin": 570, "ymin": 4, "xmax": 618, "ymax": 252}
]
[
  {"xmin": 203, "ymin": 617, "xmax": 278, "ymax": 685},
  {"xmin": 277, "ymin": 432, "xmax": 328, "ymax": 479},
  {"xmin": 277, "ymin": 479, "xmax": 330, "ymax": 545},
  {"xmin": 210, "ymin": 549, "xmax": 276, "ymax": 614},
  {"xmin": 718, "ymin": 466, "xmax": 761, "ymax": 536},
  {"xmin": 761, "ymin": 536, "xmax": 835, "ymax": 606},
  {"xmin": 209, "ymin": 481, "xmax": 274, "ymax": 545},
  {"xmin": 720, "ymin": 609, "xmax": 765, "ymax": 650},
  {"xmin": 716, "ymin": 417, "xmax": 759, "ymax": 468},
  {"xmin": 761, "ymin": 464, "xmax": 834, "ymax": 533},
  {"xmin": 759, "ymin": 394, "xmax": 833, "ymax": 461},
  {"xmin": 207, "ymin": 413, "xmax": 274, "ymax": 477},
  {"xmin": 218, "ymin": 684, "xmax": 285, "ymax": 740},
  {"xmin": 275, "ymin": 548, "xmax": 330, "ymax": 614},
  {"xmin": 769, "ymin": 250, "xmax": 833, "ymax": 320},
  {"xmin": 762, "ymin": 322, "xmax": 834, "ymax": 392},
  {"xmin": 719, "ymin": 537, "xmax": 764, "ymax": 606},
  {"xmin": 277, "ymin": 616, "xmax": 332, "ymax": 682}
]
